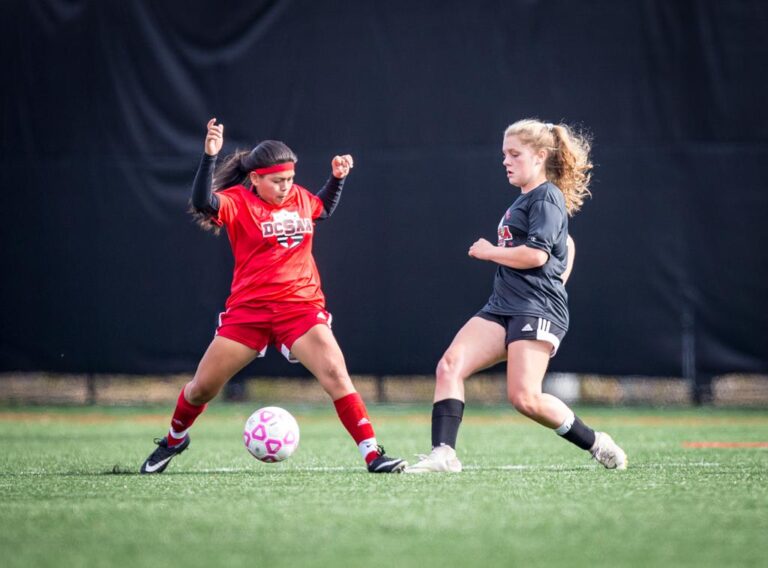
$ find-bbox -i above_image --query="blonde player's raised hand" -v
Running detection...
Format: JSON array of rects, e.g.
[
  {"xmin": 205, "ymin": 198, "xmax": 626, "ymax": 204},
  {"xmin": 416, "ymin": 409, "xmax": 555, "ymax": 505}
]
[
  {"xmin": 205, "ymin": 118, "xmax": 224, "ymax": 156},
  {"xmin": 331, "ymin": 154, "xmax": 354, "ymax": 179}
]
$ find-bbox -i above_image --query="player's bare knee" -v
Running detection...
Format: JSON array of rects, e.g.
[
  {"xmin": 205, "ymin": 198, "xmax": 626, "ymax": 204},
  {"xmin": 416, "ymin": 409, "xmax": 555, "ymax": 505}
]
[
  {"xmin": 508, "ymin": 391, "xmax": 540, "ymax": 418},
  {"xmin": 436, "ymin": 351, "xmax": 464, "ymax": 384},
  {"xmin": 186, "ymin": 381, "xmax": 220, "ymax": 405},
  {"xmin": 322, "ymin": 363, "xmax": 351, "ymax": 388}
]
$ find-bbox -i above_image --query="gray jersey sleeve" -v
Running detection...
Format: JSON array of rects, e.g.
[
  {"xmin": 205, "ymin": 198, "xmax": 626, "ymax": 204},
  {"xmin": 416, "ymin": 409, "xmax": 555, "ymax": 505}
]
[{"xmin": 525, "ymin": 199, "xmax": 563, "ymax": 255}]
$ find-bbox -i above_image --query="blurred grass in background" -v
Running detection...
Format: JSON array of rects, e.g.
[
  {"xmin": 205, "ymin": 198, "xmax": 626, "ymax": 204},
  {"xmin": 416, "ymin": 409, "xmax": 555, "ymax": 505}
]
[{"xmin": 2, "ymin": 373, "xmax": 767, "ymax": 406}]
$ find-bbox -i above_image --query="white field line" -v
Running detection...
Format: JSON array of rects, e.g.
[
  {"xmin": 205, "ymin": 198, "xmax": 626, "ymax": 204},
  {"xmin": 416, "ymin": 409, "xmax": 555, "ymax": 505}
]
[
  {"xmin": 195, "ymin": 462, "xmax": 723, "ymax": 474},
  {"xmin": 7, "ymin": 461, "xmax": 724, "ymax": 476},
  {"xmin": 488, "ymin": 462, "xmax": 722, "ymax": 471},
  {"xmin": 196, "ymin": 466, "xmax": 354, "ymax": 473}
]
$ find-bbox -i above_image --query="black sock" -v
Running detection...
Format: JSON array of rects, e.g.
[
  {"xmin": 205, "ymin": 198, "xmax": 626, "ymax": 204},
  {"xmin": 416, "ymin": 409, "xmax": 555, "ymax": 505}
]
[
  {"xmin": 431, "ymin": 399, "xmax": 465, "ymax": 449},
  {"xmin": 559, "ymin": 416, "xmax": 597, "ymax": 450}
]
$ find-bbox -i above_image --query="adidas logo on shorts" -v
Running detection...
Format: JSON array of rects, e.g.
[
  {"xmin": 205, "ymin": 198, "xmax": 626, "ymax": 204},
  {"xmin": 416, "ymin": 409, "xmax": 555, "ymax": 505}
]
[{"xmin": 521, "ymin": 323, "xmax": 533, "ymax": 332}]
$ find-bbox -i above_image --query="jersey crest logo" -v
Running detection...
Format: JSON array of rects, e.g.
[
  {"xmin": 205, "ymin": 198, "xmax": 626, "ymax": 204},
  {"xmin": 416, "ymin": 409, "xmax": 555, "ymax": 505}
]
[
  {"xmin": 497, "ymin": 224, "xmax": 513, "ymax": 246},
  {"xmin": 262, "ymin": 209, "xmax": 313, "ymax": 248}
]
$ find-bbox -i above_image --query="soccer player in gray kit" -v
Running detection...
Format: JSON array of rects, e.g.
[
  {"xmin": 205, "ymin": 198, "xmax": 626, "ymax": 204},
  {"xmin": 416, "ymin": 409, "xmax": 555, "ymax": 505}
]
[{"xmin": 406, "ymin": 119, "xmax": 627, "ymax": 472}]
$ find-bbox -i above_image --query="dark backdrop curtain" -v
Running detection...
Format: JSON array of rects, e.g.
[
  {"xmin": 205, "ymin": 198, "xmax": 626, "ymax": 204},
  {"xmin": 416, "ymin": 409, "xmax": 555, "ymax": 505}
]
[{"xmin": 1, "ymin": 1, "xmax": 766, "ymax": 376}]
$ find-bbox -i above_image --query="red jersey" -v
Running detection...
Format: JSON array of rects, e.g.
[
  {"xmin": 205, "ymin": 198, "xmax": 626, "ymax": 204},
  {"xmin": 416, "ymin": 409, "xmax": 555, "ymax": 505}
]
[{"xmin": 212, "ymin": 184, "xmax": 326, "ymax": 309}]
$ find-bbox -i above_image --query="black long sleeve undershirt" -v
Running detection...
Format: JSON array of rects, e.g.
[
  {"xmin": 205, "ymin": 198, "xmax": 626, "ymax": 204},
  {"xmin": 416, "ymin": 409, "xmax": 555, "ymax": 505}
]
[
  {"xmin": 190, "ymin": 153, "xmax": 219, "ymax": 214},
  {"xmin": 315, "ymin": 175, "xmax": 344, "ymax": 219},
  {"xmin": 189, "ymin": 153, "xmax": 345, "ymax": 219}
]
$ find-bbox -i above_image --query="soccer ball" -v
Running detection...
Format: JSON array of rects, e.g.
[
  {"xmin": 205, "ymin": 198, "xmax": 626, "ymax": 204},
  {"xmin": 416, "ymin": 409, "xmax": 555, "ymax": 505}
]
[{"xmin": 243, "ymin": 406, "xmax": 300, "ymax": 462}]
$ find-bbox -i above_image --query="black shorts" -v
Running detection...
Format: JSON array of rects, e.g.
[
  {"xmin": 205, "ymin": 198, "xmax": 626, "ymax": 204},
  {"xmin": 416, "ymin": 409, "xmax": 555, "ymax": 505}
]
[{"xmin": 475, "ymin": 311, "xmax": 566, "ymax": 357}]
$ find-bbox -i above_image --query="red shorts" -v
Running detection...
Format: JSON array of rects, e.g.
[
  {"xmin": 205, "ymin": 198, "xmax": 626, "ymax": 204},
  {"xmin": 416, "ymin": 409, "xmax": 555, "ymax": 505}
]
[{"xmin": 215, "ymin": 304, "xmax": 333, "ymax": 363}]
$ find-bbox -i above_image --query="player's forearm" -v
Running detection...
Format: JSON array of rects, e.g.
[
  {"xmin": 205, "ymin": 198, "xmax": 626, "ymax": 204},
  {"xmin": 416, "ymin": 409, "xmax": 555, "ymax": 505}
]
[
  {"xmin": 487, "ymin": 245, "xmax": 548, "ymax": 269},
  {"xmin": 191, "ymin": 153, "xmax": 219, "ymax": 213},
  {"xmin": 316, "ymin": 176, "xmax": 345, "ymax": 219}
]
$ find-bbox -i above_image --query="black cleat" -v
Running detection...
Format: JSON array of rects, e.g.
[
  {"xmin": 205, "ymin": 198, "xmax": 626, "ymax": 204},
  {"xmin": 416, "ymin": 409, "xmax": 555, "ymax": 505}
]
[
  {"xmin": 140, "ymin": 436, "xmax": 190, "ymax": 474},
  {"xmin": 367, "ymin": 446, "xmax": 408, "ymax": 473}
]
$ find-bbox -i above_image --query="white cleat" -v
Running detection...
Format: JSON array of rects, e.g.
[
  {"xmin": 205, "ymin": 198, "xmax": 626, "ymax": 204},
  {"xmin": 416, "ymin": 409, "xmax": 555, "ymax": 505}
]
[
  {"xmin": 404, "ymin": 445, "xmax": 462, "ymax": 473},
  {"xmin": 591, "ymin": 432, "xmax": 628, "ymax": 470}
]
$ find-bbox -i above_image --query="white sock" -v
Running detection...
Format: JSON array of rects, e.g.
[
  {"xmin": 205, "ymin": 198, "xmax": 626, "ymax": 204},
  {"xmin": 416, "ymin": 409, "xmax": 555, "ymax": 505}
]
[
  {"xmin": 169, "ymin": 427, "xmax": 189, "ymax": 440},
  {"xmin": 554, "ymin": 410, "xmax": 576, "ymax": 436},
  {"xmin": 358, "ymin": 438, "xmax": 378, "ymax": 460}
]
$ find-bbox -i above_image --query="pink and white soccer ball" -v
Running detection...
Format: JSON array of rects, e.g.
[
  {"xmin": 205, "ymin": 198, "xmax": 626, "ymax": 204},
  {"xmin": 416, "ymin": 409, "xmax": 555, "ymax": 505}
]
[{"xmin": 243, "ymin": 406, "xmax": 300, "ymax": 462}]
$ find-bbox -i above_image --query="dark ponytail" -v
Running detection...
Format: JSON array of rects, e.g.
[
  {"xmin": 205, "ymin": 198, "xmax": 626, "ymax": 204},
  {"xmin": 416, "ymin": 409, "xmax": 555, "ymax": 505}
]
[
  {"xmin": 193, "ymin": 140, "xmax": 298, "ymax": 232},
  {"xmin": 213, "ymin": 140, "xmax": 299, "ymax": 191},
  {"xmin": 214, "ymin": 140, "xmax": 298, "ymax": 191}
]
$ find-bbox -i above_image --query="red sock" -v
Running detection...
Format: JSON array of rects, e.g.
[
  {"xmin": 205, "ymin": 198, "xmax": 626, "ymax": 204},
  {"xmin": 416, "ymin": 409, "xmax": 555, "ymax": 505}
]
[
  {"xmin": 333, "ymin": 392, "xmax": 379, "ymax": 464},
  {"xmin": 167, "ymin": 387, "xmax": 207, "ymax": 446}
]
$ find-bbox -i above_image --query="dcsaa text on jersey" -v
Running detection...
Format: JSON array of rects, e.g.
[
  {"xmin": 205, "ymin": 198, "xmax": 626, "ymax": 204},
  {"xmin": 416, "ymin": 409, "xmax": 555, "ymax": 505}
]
[{"xmin": 262, "ymin": 209, "xmax": 313, "ymax": 249}]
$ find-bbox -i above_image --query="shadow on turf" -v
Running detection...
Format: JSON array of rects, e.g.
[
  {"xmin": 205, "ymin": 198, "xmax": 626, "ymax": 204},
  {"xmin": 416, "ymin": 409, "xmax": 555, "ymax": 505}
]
[
  {"xmin": 104, "ymin": 465, "xmax": 361, "ymax": 476},
  {"xmin": 6, "ymin": 461, "xmax": 724, "ymax": 477},
  {"xmin": 105, "ymin": 465, "xmax": 287, "ymax": 476}
]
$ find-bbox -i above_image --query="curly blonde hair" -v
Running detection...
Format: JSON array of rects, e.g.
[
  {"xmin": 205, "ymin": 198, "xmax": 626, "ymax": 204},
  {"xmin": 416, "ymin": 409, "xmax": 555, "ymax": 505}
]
[{"xmin": 504, "ymin": 119, "xmax": 593, "ymax": 216}]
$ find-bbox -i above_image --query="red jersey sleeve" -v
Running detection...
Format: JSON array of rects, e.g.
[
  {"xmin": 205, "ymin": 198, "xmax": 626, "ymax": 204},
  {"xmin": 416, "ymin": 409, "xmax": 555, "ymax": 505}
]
[
  {"xmin": 211, "ymin": 188, "xmax": 241, "ymax": 226},
  {"xmin": 308, "ymin": 190, "xmax": 324, "ymax": 220},
  {"xmin": 290, "ymin": 185, "xmax": 324, "ymax": 220}
]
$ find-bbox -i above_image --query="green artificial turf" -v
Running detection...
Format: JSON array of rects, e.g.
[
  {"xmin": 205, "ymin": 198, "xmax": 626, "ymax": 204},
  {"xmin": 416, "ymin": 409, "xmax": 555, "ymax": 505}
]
[{"xmin": 1, "ymin": 404, "xmax": 766, "ymax": 568}]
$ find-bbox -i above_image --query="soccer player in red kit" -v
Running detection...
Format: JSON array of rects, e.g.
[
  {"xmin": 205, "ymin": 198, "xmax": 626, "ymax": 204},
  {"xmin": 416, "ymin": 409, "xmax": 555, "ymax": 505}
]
[{"xmin": 141, "ymin": 119, "xmax": 406, "ymax": 474}]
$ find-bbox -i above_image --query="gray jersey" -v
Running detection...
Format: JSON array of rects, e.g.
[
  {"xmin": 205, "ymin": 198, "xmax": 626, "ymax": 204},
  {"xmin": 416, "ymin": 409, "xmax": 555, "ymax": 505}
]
[{"xmin": 482, "ymin": 181, "xmax": 569, "ymax": 330}]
